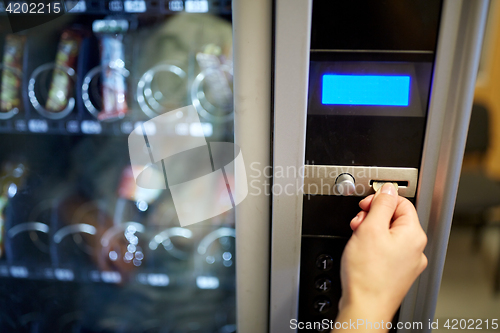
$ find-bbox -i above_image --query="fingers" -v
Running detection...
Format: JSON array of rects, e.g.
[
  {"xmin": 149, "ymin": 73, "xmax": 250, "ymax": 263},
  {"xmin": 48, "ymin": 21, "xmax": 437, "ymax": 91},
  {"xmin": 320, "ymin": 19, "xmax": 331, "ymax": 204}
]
[
  {"xmin": 360, "ymin": 195, "xmax": 407, "ymax": 213},
  {"xmin": 419, "ymin": 253, "xmax": 428, "ymax": 274},
  {"xmin": 350, "ymin": 210, "xmax": 368, "ymax": 231},
  {"xmin": 359, "ymin": 194, "xmax": 374, "ymax": 211},
  {"xmin": 361, "ymin": 183, "xmax": 398, "ymax": 229},
  {"xmin": 391, "ymin": 197, "xmax": 419, "ymax": 226},
  {"xmin": 356, "ymin": 187, "xmax": 422, "ymax": 235},
  {"xmin": 390, "ymin": 198, "xmax": 426, "ymax": 245}
]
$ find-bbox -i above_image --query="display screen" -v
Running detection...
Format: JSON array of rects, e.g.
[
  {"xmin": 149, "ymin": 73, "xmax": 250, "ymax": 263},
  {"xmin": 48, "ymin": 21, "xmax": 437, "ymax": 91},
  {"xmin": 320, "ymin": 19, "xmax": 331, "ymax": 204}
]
[
  {"xmin": 322, "ymin": 74, "xmax": 411, "ymax": 106},
  {"xmin": 308, "ymin": 61, "xmax": 433, "ymax": 117}
]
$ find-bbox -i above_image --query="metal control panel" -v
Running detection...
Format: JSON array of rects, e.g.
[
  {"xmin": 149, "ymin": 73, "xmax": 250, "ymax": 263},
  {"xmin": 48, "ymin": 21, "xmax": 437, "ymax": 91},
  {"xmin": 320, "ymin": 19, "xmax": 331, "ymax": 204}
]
[
  {"xmin": 298, "ymin": 0, "xmax": 443, "ymax": 327},
  {"xmin": 266, "ymin": 0, "xmax": 487, "ymax": 332}
]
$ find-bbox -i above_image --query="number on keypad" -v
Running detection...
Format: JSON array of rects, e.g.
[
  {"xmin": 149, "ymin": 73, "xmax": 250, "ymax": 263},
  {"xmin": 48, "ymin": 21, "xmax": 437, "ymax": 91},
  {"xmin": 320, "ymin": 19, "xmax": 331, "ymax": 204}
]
[
  {"xmin": 315, "ymin": 278, "xmax": 331, "ymax": 293},
  {"xmin": 315, "ymin": 254, "xmax": 333, "ymax": 271},
  {"xmin": 313, "ymin": 297, "xmax": 331, "ymax": 314}
]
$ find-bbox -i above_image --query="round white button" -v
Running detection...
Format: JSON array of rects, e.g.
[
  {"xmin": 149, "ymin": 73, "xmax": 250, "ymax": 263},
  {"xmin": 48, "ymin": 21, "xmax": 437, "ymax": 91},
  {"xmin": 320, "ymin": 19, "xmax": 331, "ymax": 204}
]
[{"xmin": 335, "ymin": 173, "xmax": 355, "ymax": 196}]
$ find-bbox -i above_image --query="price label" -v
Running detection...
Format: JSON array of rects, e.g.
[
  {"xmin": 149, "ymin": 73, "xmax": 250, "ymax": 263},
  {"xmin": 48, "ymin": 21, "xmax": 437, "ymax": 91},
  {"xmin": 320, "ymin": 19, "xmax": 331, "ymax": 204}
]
[
  {"xmin": 10, "ymin": 266, "xmax": 28, "ymax": 278},
  {"xmin": 15, "ymin": 120, "xmax": 26, "ymax": 131},
  {"xmin": 66, "ymin": 0, "xmax": 86, "ymax": 12},
  {"xmin": 55, "ymin": 268, "xmax": 74, "ymax": 281},
  {"xmin": 196, "ymin": 276, "xmax": 219, "ymax": 289},
  {"xmin": 101, "ymin": 271, "xmax": 122, "ymax": 283},
  {"xmin": 185, "ymin": 0, "xmax": 208, "ymax": 13},
  {"xmin": 109, "ymin": 0, "xmax": 123, "ymax": 11},
  {"xmin": 124, "ymin": 0, "xmax": 146, "ymax": 12},
  {"xmin": 28, "ymin": 119, "xmax": 48, "ymax": 133},
  {"xmin": 168, "ymin": 0, "xmax": 183, "ymax": 11},
  {"xmin": 66, "ymin": 120, "xmax": 79, "ymax": 133},
  {"xmin": 147, "ymin": 274, "xmax": 170, "ymax": 286},
  {"xmin": 81, "ymin": 120, "xmax": 102, "ymax": 134}
]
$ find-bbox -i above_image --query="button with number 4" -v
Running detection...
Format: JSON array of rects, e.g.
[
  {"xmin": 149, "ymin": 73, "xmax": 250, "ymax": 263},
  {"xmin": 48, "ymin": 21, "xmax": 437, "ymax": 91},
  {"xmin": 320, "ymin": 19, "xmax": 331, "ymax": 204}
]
[
  {"xmin": 316, "ymin": 254, "xmax": 333, "ymax": 271},
  {"xmin": 313, "ymin": 297, "xmax": 331, "ymax": 314},
  {"xmin": 315, "ymin": 278, "xmax": 332, "ymax": 293}
]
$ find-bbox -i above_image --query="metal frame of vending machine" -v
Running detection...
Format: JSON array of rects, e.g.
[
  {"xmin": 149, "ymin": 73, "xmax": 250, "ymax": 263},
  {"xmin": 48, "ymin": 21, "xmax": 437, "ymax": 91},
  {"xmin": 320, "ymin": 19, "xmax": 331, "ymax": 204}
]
[
  {"xmin": 232, "ymin": 0, "xmax": 272, "ymax": 332},
  {"xmin": 233, "ymin": 0, "xmax": 488, "ymax": 332}
]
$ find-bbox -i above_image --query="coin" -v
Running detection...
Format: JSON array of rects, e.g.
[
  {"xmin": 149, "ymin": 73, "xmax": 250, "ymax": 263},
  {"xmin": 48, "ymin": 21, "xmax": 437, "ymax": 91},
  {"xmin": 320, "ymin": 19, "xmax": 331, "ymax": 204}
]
[{"xmin": 372, "ymin": 182, "xmax": 399, "ymax": 193}]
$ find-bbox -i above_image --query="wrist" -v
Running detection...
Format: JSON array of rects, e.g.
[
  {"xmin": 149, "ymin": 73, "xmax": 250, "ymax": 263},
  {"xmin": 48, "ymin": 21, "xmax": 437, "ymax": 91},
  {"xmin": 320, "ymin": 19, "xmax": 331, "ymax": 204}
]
[{"xmin": 338, "ymin": 298, "xmax": 396, "ymax": 326}]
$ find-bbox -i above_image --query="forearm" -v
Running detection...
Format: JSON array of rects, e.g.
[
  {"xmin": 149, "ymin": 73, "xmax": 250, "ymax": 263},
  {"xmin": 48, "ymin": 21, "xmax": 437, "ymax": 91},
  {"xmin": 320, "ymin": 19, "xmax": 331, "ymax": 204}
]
[{"xmin": 333, "ymin": 185, "xmax": 427, "ymax": 332}]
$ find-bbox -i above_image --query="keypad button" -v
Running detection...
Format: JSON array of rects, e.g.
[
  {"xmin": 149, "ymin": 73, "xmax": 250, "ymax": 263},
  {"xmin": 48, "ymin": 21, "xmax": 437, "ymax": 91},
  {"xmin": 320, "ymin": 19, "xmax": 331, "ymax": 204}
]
[
  {"xmin": 315, "ymin": 278, "xmax": 332, "ymax": 293},
  {"xmin": 313, "ymin": 297, "xmax": 331, "ymax": 314},
  {"xmin": 316, "ymin": 254, "xmax": 333, "ymax": 271}
]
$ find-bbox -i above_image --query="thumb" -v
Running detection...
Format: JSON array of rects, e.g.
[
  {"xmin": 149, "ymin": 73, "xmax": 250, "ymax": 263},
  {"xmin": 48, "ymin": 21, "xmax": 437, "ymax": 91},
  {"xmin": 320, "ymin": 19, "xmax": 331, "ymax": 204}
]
[{"xmin": 362, "ymin": 183, "xmax": 398, "ymax": 229}]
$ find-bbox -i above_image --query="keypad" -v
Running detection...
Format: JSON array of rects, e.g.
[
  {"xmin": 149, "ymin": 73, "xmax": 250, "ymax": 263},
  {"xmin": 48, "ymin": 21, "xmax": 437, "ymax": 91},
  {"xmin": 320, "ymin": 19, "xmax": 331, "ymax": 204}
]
[
  {"xmin": 298, "ymin": 238, "xmax": 347, "ymax": 328},
  {"xmin": 315, "ymin": 277, "xmax": 332, "ymax": 293},
  {"xmin": 315, "ymin": 254, "xmax": 333, "ymax": 271},
  {"xmin": 313, "ymin": 297, "xmax": 331, "ymax": 314}
]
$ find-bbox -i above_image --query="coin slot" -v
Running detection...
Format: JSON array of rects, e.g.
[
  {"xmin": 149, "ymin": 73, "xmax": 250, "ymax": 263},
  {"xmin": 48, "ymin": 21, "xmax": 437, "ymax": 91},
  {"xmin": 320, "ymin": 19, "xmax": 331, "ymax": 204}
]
[
  {"xmin": 303, "ymin": 165, "xmax": 418, "ymax": 197},
  {"xmin": 369, "ymin": 180, "xmax": 409, "ymax": 187}
]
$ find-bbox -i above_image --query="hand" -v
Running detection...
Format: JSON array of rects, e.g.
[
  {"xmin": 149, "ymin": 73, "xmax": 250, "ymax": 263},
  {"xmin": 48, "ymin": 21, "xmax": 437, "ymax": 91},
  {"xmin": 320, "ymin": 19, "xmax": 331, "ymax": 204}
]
[{"xmin": 335, "ymin": 183, "xmax": 428, "ymax": 330}]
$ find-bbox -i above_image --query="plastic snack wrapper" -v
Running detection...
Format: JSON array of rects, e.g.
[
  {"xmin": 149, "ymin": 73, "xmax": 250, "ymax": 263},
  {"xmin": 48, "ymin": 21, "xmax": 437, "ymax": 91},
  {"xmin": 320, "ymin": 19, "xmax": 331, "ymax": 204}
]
[
  {"xmin": 0, "ymin": 34, "xmax": 26, "ymax": 113},
  {"xmin": 45, "ymin": 29, "xmax": 82, "ymax": 112},
  {"xmin": 0, "ymin": 159, "xmax": 28, "ymax": 259},
  {"xmin": 93, "ymin": 19, "xmax": 129, "ymax": 121}
]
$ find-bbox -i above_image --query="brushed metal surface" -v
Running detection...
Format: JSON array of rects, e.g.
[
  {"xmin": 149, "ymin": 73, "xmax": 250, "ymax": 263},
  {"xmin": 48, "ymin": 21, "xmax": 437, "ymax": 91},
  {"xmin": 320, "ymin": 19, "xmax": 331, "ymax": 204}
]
[
  {"xmin": 269, "ymin": 0, "xmax": 312, "ymax": 331},
  {"xmin": 303, "ymin": 165, "xmax": 418, "ymax": 197}
]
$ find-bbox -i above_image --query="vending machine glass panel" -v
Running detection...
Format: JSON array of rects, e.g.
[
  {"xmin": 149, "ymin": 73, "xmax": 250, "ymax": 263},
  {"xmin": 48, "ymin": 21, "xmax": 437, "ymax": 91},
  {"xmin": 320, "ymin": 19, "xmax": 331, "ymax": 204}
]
[{"xmin": 0, "ymin": 2, "xmax": 236, "ymax": 332}]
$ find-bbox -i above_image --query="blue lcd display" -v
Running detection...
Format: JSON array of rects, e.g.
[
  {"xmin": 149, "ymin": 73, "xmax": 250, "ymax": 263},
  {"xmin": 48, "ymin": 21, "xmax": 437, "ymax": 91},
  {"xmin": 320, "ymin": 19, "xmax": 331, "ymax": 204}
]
[{"xmin": 322, "ymin": 74, "xmax": 411, "ymax": 106}]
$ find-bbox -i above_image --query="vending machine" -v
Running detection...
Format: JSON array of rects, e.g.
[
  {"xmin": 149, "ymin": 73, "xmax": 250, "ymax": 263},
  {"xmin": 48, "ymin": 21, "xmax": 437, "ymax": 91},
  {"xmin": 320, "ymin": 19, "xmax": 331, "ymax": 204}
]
[
  {"xmin": 0, "ymin": 1, "xmax": 237, "ymax": 332},
  {"xmin": 233, "ymin": 0, "xmax": 488, "ymax": 332},
  {"xmin": 0, "ymin": 0, "xmax": 489, "ymax": 332}
]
